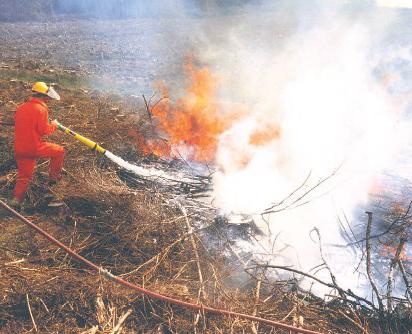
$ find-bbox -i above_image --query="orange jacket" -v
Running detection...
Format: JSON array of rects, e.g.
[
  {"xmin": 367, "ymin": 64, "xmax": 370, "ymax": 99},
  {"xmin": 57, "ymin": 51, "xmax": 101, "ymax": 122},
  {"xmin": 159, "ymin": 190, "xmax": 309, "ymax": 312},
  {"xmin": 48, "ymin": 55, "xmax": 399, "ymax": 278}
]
[{"xmin": 14, "ymin": 98, "xmax": 57, "ymax": 158}]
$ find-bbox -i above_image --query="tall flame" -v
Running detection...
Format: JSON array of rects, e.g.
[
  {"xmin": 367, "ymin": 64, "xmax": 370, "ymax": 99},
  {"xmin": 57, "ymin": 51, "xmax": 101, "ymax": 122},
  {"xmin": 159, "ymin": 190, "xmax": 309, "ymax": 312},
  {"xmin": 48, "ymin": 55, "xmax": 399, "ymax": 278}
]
[
  {"xmin": 134, "ymin": 61, "xmax": 223, "ymax": 161},
  {"xmin": 134, "ymin": 60, "xmax": 274, "ymax": 162}
]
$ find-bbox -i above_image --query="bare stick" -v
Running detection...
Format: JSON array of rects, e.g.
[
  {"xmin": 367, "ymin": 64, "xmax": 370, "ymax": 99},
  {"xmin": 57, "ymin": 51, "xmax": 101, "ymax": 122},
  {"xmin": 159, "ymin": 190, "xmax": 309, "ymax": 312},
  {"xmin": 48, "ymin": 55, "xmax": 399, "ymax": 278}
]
[
  {"xmin": 142, "ymin": 94, "xmax": 152, "ymax": 123},
  {"xmin": 151, "ymin": 96, "xmax": 168, "ymax": 113},
  {"xmin": 348, "ymin": 200, "xmax": 412, "ymax": 246},
  {"xmin": 365, "ymin": 212, "xmax": 384, "ymax": 313},
  {"xmin": 5, "ymin": 258, "xmax": 25, "ymax": 265},
  {"xmin": 250, "ymin": 264, "xmax": 378, "ymax": 311},
  {"xmin": 39, "ymin": 298, "xmax": 50, "ymax": 313},
  {"xmin": 387, "ymin": 231, "xmax": 407, "ymax": 312},
  {"xmin": 264, "ymin": 171, "xmax": 312, "ymax": 212},
  {"xmin": 337, "ymin": 310, "xmax": 369, "ymax": 334},
  {"xmin": 311, "ymin": 228, "xmax": 344, "ymax": 298},
  {"xmin": 179, "ymin": 204, "xmax": 206, "ymax": 299},
  {"xmin": 110, "ymin": 309, "xmax": 132, "ymax": 334},
  {"xmin": 264, "ymin": 166, "xmax": 340, "ymax": 215},
  {"xmin": 251, "ymin": 275, "xmax": 262, "ymax": 334},
  {"xmin": 96, "ymin": 294, "xmax": 107, "ymax": 325},
  {"xmin": 178, "ymin": 203, "xmax": 207, "ymax": 330},
  {"xmin": 398, "ymin": 259, "xmax": 412, "ymax": 304},
  {"xmin": 80, "ymin": 326, "xmax": 99, "ymax": 334},
  {"xmin": 26, "ymin": 293, "xmax": 38, "ymax": 332}
]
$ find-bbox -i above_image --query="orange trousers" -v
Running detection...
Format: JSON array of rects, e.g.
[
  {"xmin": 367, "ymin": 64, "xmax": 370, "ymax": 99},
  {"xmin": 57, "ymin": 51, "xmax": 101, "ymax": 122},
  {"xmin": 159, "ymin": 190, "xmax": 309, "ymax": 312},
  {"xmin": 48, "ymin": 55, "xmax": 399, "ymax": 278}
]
[{"xmin": 14, "ymin": 142, "xmax": 64, "ymax": 202}]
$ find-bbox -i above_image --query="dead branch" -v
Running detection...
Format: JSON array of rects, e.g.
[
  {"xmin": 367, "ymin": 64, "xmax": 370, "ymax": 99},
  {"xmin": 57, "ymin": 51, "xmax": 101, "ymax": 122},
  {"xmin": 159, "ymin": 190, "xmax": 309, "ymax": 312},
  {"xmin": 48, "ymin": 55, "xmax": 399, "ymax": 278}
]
[
  {"xmin": 249, "ymin": 264, "xmax": 378, "ymax": 311},
  {"xmin": 178, "ymin": 203, "xmax": 207, "ymax": 300},
  {"xmin": 120, "ymin": 232, "xmax": 190, "ymax": 278},
  {"xmin": 142, "ymin": 93, "xmax": 167, "ymax": 124},
  {"xmin": 110, "ymin": 309, "xmax": 132, "ymax": 334},
  {"xmin": 348, "ymin": 200, "xmax": 412, "ymax": 247},
  {"xmin": 264, "ymin": 171, "xmax": 312, "ymax": 213},
  {"xmin": 398, "ymin": 259, "xmax": 412, "ymax": 304},
  {"xmin": 96, "ymin": 293, "xmax": 107, "ymax": 326},
  {"xmin": 251, "ymin": 275, "xmax": 262, "ymax": 334},
  {"xmin": 80, "ymin": 326, "xmax": 99, "ymax": 334},
  {"xmin": 26, "ymin": 293, "xmax": 38, "ymax": 332},
  {"xmin": 150, "ymin": 96, "xmax": 168, "ymax": 113},
  {"xmin": 386, "ymin": 231, "xmax": 408, "ymax": 312},
  {"xmin": 337, "ymin": 310, "xmax": 369, "ymax": 334},
  {"xmin": 365, "ymin": 212, "xmax": 384, "ymax": 313},
  {"xmin": 311, "ymin": 228, "xmax": 345, "ymax": 299},
  {"xmin": 263, "ymin": 166, "xmax": 341, "ymax": 215},
  {"xmin": 142, "ymin": 94, "xmax": 152, "ymax": 123}
]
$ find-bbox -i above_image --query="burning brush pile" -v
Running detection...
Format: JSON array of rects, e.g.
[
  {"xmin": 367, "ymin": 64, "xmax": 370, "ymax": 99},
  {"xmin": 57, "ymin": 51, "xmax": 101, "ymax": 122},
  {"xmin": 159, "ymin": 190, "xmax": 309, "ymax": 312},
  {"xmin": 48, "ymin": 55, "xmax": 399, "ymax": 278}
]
[{"xmin": 0, "ymin": 59, "xmax": 411, "ymax": 334}]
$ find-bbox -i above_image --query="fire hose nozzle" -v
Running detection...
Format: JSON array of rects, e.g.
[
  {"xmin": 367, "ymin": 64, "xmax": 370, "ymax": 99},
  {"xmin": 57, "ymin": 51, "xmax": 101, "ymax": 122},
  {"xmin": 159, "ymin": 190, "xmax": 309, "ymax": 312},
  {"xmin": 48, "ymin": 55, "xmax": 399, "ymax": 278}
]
[
  {"xmin": 53, "ymin": 120, "xmax": 65, "ymax": 131},
  {"xmin": 56, "ymin": 121, "xmax": 107, "ymax": 155}
]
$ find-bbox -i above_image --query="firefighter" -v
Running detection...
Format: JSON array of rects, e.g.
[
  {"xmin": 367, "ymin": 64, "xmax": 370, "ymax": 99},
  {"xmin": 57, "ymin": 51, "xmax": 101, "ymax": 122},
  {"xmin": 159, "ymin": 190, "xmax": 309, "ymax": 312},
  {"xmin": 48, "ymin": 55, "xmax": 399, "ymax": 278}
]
[{"xmin": 11, "ymin": 82, "xmax": 63, "ymax": 208}]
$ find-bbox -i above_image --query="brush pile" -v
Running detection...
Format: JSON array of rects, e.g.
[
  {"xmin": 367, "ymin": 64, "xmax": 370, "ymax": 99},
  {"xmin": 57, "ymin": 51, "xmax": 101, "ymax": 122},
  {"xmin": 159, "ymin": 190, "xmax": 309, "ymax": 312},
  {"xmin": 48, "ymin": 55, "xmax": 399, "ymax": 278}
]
[{"xmin": 0, "ymin": 75, "xmax": 410, "ymax": 333}]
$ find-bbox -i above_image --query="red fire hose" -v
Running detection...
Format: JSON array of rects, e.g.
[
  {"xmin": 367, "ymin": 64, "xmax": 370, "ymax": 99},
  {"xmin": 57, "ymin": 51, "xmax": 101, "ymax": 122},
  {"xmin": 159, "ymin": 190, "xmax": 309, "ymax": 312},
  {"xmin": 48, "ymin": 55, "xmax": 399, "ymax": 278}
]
[{"xmin": 0, "ymin": 199, "xmax": 325, "ymax": 334}]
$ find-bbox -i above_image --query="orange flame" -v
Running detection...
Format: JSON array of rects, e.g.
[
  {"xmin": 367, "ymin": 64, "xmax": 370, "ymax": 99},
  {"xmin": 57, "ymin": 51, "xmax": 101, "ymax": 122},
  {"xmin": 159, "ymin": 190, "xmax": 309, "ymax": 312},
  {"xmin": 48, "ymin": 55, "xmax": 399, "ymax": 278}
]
[
  {"xmin": 135, "ymin": 59, "xmax": 281, "ymax": 162},
  {"xmin": 380, "ymin": 244, "xmax": 408, "ymax": 261},
  {"xmin": 135, "ymin": 60, "xmax": 233, "ymax": 161},
  {"xmin": 249, "ymin": 124, "xmax": 282, "ymax": 146}
]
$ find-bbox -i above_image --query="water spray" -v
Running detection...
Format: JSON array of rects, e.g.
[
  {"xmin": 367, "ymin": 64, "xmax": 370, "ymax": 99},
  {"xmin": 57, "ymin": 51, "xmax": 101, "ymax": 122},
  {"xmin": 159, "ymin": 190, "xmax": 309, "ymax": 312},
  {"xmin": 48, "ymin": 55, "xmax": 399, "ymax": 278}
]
[{"xmin": 55, "ymin": 121, "xmax": 196, "ymax": 184}]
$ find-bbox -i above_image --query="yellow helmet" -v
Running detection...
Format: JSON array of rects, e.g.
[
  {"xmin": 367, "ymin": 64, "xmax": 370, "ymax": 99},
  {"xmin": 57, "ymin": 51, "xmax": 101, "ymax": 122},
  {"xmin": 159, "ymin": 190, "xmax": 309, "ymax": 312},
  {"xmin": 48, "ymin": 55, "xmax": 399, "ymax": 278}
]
[{"xmin": 32, "ymin": 82, "xmax": 61, "ymax": 100}]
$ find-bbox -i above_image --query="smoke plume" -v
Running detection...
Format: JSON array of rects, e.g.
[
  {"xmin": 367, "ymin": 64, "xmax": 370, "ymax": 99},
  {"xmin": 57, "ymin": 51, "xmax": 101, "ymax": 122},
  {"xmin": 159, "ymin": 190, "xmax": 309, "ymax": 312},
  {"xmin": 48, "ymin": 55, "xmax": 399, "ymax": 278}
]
[
  {"xmin": 66, "ymin": 0, "xmax": 412, "ymax": 299},
  {"xmin": 185, "ymin": 0, "xmax": 412, "ymax": 297}
]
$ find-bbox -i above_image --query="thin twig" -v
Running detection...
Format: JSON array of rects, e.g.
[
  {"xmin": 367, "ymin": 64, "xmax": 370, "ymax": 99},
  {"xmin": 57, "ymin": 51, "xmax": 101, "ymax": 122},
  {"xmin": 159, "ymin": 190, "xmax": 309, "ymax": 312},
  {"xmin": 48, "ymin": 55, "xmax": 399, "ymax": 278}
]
[
  {"xmin": 150, "ymin": 96, "xmax": 168, "ymax": 113},
  {"xmin": 142, "ymin": 94, "xmax": 152, "ymax": 123},
  {"xmin": 311, "ymin": 228, "xmax": 344, "ymax": 298},
  {"xmin": 178, "ymin": 202, "xmax": 207, "ymax": 330},
  {"xmin": 249, "ymin": 264, "xmax": 378, "ymax": 311},
  {"xmin": 264, "ymin": 166, "xmax": 340, "ymax": 215},
  {"xmin": 251, "ymin": 275, "xmax": 262, "ymax": 334},
  {"xmin": 365, "ymin": 212, "xmax": 384, "ymax": 313},
  {"xmin": 348, "ymin": 201, "xmax": 412, "ymax": 246},
  {"xmin": 179, "ymin": 203, "xmax": 206, "ymax": 300},
  {"xmin": 80, "ymin": 326, "xmax": 98, "ymax": 334},
  {"xmin": 110, "ymin": 309, "xmax": 132, "ymax": 334},
  {"xmin": 398, "ymin": 259, "xmax": 412, "ymax": 304},
  {"xmin": 387, "ymin": 231, "xmax": 407, "ymax": 312},
  {"xmin": 337, "ymin": 310, "xmax": 369, "ymax": 334},
  {"xmin": 26, "ymin": 293, "xmax": 38, "ymax": 332}
]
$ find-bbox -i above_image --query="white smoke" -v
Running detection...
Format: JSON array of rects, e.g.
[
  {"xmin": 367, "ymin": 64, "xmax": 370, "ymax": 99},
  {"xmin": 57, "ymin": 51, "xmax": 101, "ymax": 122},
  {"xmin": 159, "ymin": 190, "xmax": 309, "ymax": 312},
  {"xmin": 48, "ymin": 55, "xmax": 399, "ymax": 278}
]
[
  {"xmin": 193, "ymin": 2, "xmax": 412, "ymax": 297},
  {"xmin": 213, "ymin": 20, "xmax": 403, "ymax": 214},
  {"xmin": 85, "ymin": 0, "xmax": 412, "ymax": 299}
]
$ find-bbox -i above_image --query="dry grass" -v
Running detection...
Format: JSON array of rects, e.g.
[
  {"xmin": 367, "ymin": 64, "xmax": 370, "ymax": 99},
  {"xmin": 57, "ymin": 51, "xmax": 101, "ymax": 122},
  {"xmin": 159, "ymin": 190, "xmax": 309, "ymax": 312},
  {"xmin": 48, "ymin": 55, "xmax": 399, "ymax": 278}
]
[{"xmin": 0, "ymin": 76, "xmax": 409, "ymax": 333}]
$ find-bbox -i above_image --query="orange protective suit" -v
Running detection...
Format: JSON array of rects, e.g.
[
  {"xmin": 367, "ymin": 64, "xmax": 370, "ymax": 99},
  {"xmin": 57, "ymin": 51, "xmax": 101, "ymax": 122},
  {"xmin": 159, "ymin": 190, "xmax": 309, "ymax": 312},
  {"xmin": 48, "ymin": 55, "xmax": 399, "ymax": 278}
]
[{"xmin": 14, "ymin": 98, "xmax": 64, "ymax": 202}]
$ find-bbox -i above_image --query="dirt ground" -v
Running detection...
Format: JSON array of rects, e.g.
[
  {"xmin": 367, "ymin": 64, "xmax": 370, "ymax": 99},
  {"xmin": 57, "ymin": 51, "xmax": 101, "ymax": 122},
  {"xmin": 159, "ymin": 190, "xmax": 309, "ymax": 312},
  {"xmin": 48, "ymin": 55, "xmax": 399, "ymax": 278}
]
[
  {"xmin": 0, "ymin": 17, "xmax": 195, "ymax": 95},
  {"xmin": 0, "ymin": 14, "xmax": 410, "ymax": 334},
  {"xmin": 0, "ymin": 65, "xmax": 410, "ymax": 334}
]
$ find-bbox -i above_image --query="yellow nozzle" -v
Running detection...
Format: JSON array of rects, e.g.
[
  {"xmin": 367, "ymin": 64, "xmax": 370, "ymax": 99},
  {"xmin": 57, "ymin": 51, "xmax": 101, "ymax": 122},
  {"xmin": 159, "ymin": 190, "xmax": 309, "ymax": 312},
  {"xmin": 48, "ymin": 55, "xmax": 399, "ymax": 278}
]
[{"xmin": 57, "ymin": 122, "xmax": 106, "ymax": 154}]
